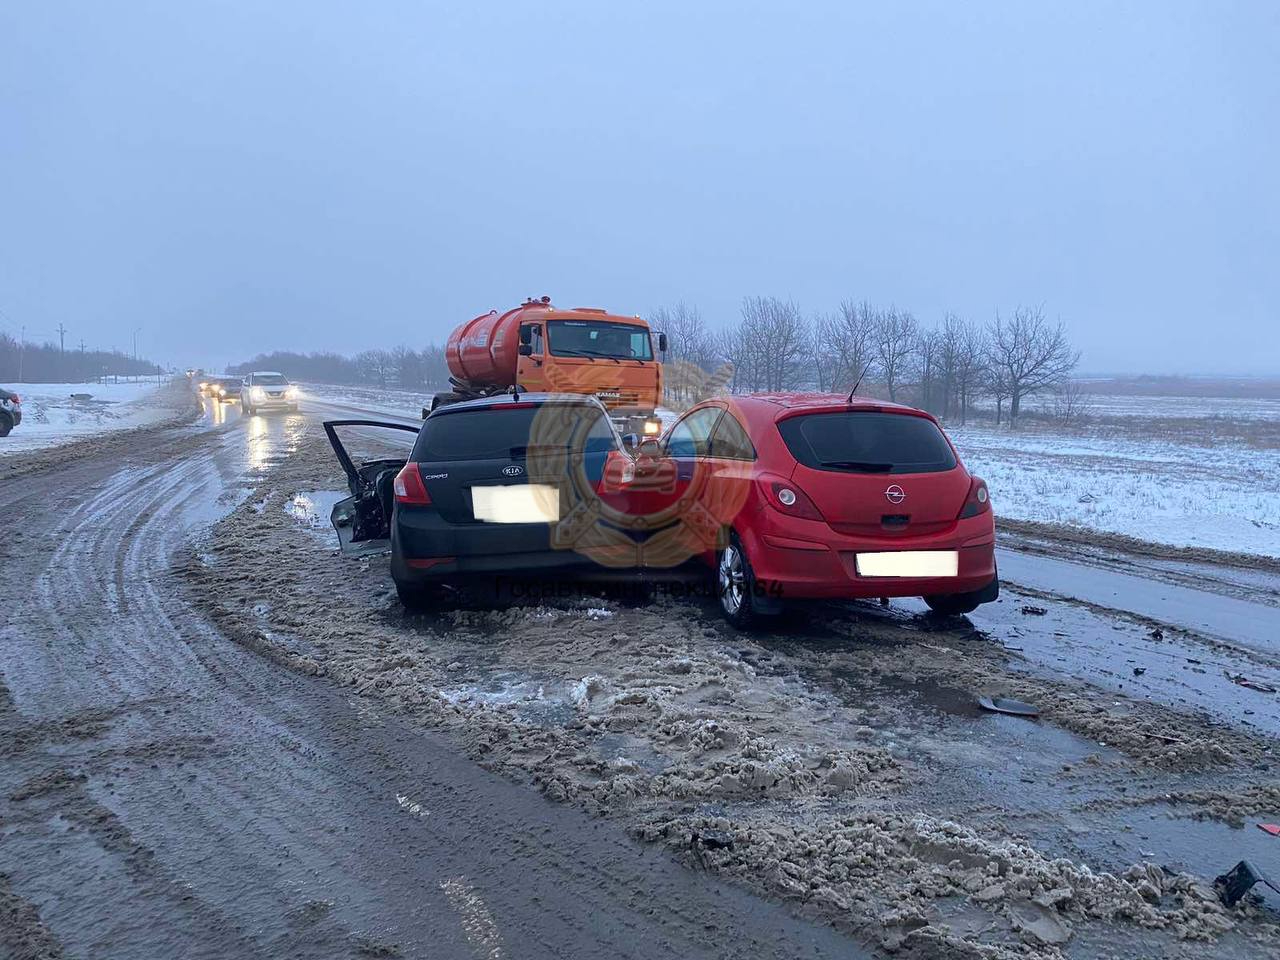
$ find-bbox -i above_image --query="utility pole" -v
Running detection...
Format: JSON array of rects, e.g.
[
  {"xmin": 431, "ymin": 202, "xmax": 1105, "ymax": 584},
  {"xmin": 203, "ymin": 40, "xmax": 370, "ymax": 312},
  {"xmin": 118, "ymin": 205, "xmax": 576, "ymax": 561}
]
[
  {"xmin": 79, "ymin": 339, "xmax": 87, "ymax": 383},
  {"xmin": 17, "ymin": 325, "xmax": 24, "ymax": 382},
  {"xmin": 57, "ymin": 322, "xmax": 67, "ymax": 354}
]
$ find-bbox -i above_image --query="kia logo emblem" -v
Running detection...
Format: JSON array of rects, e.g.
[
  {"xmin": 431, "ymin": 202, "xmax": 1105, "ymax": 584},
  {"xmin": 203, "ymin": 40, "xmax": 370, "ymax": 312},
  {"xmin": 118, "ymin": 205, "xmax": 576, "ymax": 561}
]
[
  {"xmin": 884, "ymin": 484, "xmax": 905, "ymax": 504},
  {"xmin": 501, "ymin": 464, "xmax": 524, "ymax": 477}
]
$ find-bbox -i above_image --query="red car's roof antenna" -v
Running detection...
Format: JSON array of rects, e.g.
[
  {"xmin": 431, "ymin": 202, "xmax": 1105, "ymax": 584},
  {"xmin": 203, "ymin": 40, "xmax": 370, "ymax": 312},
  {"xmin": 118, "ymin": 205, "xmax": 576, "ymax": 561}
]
[{"xmin": 847, "ymin": 361, "xmax": 873, "ymax": 403}]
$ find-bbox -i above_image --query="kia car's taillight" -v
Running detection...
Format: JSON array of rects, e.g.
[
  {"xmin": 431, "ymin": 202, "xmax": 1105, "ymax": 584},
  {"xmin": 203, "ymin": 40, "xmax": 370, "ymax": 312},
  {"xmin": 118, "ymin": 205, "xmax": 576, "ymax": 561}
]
[
  {"xmin": 958, "ymin": 477, "xmax": 990, "ymax": 519},
  {"xmin": 759, "ymin": 473, "xmax": 825, "ymax": 521},
  {"xmin": 393, "ymin": 463, "xmax": 432, "ymax": 505}
]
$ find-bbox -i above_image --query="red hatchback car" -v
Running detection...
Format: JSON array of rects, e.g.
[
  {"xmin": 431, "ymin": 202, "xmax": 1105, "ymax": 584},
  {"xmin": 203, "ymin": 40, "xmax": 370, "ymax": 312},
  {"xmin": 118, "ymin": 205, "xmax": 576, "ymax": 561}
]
[{"xmin": 641, "ymin": 394, "xmax": 998, "ymax": 627}]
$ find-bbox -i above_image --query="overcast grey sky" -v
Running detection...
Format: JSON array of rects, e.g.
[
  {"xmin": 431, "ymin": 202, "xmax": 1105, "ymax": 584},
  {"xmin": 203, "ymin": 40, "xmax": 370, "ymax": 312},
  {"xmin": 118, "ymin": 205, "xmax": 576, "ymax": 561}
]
[{"xmin": 1, "ymin": 1, "xmax": 1276, "ymax": 374}]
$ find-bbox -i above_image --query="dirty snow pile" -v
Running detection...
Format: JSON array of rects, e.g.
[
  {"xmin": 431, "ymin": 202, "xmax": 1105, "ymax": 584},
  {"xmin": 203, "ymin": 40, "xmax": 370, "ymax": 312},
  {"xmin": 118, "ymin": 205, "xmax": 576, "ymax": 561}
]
[{"xmin": 0, "ymin": 380, "xmax": 175, "ymax": 455}]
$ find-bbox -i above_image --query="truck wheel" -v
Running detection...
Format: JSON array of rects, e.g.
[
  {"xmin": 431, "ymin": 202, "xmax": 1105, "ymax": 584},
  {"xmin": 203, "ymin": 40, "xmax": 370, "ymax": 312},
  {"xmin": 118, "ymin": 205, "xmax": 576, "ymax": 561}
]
[{"xmin": 0, "ymin": 413, "xmax": 11, "ymax": 437}]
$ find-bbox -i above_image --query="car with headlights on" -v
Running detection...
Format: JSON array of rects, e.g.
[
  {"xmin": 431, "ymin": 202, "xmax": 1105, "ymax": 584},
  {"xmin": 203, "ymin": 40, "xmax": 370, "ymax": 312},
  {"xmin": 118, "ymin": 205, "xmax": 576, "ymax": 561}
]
[
  {"xmin": 205, "ymin": 376, "xmax": 243, "ymax": 402},
  {"xmin": 242, "ymin": 371, "xmax": 299, "ymax": 414},
  {"xmin": 645, "ymin": 394, "xmax": 998, "ymax": 627}
]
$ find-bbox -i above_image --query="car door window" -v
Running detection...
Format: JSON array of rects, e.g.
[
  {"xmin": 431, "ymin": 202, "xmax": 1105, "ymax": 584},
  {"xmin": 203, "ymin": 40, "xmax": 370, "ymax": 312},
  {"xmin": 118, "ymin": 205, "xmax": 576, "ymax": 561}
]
[
  {"xmin": 665, "ymin": 408, "xmax": 722, "ymax": 458},
  {"xmin": 709, "ymin": 412, "xmax": 755, "ymax": 461}
]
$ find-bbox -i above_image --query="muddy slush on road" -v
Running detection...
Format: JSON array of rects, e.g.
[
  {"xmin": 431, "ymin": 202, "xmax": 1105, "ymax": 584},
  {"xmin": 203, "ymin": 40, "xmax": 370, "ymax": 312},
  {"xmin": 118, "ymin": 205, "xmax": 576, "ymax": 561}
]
[{"xmin": 3, "ymin": 399, "xmax": 1280, "ymax": 959}]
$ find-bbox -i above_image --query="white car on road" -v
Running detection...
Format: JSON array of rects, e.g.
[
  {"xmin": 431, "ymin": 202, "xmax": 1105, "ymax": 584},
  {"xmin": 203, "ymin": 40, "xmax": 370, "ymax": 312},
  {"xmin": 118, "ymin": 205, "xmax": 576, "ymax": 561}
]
[{"xmin": 242, "ymin": 371, "xmax": 299, "ymax": 415}]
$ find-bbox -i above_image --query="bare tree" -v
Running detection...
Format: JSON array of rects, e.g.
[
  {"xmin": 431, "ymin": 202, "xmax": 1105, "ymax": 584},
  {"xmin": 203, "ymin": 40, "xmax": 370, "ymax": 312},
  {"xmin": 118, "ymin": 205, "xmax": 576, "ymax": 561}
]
[
  {"xmin": 952, "ymin": 318, "xmax": 987, "ymax": 425},
  {"xmin": 872, "ymin": 307, "xmax": 919, "ymax": 401},
  {"xmin": 817, "ymin": 299, "xmax": 876, "ymax": 393},
  {"xmin": 717, "ymin": 297, "xmax": 810, "ymax": 393},
  {"xmin": 650, "ymin": 302, "xmax": 718, "ymax": 405},
  {"xmin": 1051, "ymin": 379, "xmax": 1092, "ymax": 425},
  {"xmin": 986, "ymin": 306, "xmax": 1080, "ymax": 428},
  {"xmin": 356, "ymin": 349, "xmax": 395, "ymax": 388},
  {"xmin": 915, "ymin": 326, "xmax": 944, "ymax": 414}
]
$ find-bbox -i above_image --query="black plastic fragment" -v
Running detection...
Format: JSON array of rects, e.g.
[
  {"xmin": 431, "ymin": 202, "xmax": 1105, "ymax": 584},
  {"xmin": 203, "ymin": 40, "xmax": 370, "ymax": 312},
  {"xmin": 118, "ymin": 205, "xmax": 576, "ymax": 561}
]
[{"xmin": 1215, "ymin": 859, "xmax": 1280, "ymax": 907}]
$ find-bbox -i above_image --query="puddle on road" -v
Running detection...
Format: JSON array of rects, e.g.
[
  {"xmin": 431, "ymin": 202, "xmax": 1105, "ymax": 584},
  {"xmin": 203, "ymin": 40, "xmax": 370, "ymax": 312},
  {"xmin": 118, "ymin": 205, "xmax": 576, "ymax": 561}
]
[
  {"xmin": 439, "ymin": 673, "xmax": 577, "ymax": 728},
  {"xmin": 825, "ymin": 669, "xmax": 1126, "ymax": 817},
  {"xmin": 284, "ymin": 490, "xmax": 345, "ymax": 545},
  {"xmin": 971, "ymin": 590, "xmax": 1280, "ymax": 740}
]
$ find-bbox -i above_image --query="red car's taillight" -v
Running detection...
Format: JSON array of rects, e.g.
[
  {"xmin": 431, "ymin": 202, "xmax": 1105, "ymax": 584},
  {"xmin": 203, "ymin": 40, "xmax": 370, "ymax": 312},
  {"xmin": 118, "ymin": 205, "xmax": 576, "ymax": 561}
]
[
  {"xmin": 759, "ymin": 473, "xmax": 824, "ymax": 521},
  {"xmin": 393, "ymin": 463, "xmax": 432, "ymax": 505},
  {"xmin": 958, "ymin": 476, "xmax": 990, "ymax": 519}
]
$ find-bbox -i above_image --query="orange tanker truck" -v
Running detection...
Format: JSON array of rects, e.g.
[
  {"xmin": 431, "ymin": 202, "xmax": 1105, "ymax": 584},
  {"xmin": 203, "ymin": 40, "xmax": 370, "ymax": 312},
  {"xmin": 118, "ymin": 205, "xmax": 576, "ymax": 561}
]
[{"xmin": 436, "ymin": 296, "xmax": 667, "ymax": 435}]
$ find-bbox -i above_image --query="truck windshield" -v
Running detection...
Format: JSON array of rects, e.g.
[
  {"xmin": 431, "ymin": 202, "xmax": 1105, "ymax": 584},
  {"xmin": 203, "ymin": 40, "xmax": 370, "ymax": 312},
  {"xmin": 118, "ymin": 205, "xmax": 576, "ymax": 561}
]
[{"xmin": 546, "ymin": 321, "xmax": 653, "ymax": 361}]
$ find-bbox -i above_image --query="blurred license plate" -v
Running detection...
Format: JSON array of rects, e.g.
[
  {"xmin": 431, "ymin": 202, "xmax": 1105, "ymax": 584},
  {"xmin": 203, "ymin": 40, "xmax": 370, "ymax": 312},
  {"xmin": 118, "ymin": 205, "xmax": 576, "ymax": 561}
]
[
  {"xmin": 471, "ymin": 484, "xmax": 560, "ymax": 524},
  {"xmin": 855, "ymin": 551, "xmax": 958, "ymax": 577}
]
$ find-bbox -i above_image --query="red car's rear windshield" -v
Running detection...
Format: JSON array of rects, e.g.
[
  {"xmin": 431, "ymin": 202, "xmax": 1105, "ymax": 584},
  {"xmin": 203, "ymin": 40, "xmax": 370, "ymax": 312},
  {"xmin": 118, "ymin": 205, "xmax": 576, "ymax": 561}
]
[
  {"xmin": 413, "ymin": 405, "xmax": 616, "ymax": 462},
  {"xmin": 777, "ymin": 411, "xmax": 957, "ymax": 474}
]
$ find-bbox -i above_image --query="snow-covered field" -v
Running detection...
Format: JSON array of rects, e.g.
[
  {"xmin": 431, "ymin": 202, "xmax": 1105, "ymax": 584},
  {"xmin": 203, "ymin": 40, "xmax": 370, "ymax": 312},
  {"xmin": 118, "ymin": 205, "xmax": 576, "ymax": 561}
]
[
  {"xmin": 305, "ymin": 382, "xmax": 1280, "ymax": 559},
  {"xmin": 0, "ymin": 379, "xmax": 174, "ymax": 455},
  {"xmin": 949, "ymin": 425, "xmax": 1280, "ymax": 558}
]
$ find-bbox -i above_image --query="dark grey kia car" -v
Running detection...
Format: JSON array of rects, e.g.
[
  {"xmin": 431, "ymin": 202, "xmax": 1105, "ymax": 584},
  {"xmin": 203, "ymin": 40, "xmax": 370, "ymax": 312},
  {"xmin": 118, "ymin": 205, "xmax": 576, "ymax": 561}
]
[{"xmin": 325, "ymin": 393, "xmax": 631, "ymax": 609}]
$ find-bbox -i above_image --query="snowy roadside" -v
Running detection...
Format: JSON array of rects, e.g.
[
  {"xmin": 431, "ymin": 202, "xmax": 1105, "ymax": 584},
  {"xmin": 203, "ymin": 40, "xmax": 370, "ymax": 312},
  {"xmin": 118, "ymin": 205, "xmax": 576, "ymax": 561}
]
[
  {"xmin": 0, "ymin": 379, "xmax": 177, "ymax": 456},
  {"xmin": 950, "ymin": 425, "xmax": 1280, "ymax": 559},
  {"xmin": 0, "ymin": 378, "xmax": 199, "ymax": 481}
]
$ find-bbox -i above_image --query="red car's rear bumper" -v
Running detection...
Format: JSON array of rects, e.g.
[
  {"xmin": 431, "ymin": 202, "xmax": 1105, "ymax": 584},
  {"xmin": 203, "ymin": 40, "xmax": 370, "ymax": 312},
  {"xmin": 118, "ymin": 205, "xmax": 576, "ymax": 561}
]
[{"xmin": 737, "ymin": 513, "xmax": 996, "ymax": 599}]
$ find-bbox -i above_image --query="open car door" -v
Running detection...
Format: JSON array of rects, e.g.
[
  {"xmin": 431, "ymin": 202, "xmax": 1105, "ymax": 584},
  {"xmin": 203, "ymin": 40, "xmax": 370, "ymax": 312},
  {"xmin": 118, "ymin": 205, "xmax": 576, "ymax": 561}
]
[{"xmin": 323, "ymin": 420, "xmax": 421, "ymax": 556}]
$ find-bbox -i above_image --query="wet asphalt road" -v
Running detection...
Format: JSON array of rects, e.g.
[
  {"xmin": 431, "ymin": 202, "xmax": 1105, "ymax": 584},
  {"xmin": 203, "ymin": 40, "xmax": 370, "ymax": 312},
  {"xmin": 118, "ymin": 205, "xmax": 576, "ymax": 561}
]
[{"xmin": 0, "ymin": 400, "xmax": 865, "ymax": 960}]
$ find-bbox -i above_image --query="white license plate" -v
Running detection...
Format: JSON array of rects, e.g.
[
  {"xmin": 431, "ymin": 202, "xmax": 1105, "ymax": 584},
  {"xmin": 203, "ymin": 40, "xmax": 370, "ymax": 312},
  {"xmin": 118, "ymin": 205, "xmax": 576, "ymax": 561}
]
[
  {"xmin": 471, "ymin": 484, "xmax": 560, "ymax": 524},
  {"xmin": 855, "ymin": 550, "xmax": 958, "ymax": 577}
]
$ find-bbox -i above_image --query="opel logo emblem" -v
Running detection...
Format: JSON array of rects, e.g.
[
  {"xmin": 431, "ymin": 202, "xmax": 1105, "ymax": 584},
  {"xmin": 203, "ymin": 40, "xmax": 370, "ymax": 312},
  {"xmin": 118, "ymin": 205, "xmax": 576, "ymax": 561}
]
[
  {"xmin": 501, "ymin": 464, "xmax": 524, "ymax": 477},
  {"xmin": 884, "ymin": 484, "xmax": 905, "ymax": 504}
]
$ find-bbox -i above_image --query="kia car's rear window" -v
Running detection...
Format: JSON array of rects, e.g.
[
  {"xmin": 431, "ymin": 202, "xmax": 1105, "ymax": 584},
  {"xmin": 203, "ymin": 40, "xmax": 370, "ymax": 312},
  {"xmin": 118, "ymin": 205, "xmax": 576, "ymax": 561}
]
[
  {"xmin": 778, "ymin": 412, "xmax": 957, "ymax": 474},
  {"xmin": 413, "ymin": 405, "xmax": 616, "ymax": 462}
]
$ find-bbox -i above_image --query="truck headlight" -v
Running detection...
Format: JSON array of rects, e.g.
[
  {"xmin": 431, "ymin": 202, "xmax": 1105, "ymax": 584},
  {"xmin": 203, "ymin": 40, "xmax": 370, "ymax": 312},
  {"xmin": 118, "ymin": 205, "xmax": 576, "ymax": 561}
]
[
  {"xmin": 643, "ymin": 419, "xmax": 661, "ymax": 436},
  {"xmin": 286, "ymin": 386, "xmax": 299, "ymax": 399},
  {"xmin": 252, "ymin": 387, "xmax": 266, "ymax": 400}
]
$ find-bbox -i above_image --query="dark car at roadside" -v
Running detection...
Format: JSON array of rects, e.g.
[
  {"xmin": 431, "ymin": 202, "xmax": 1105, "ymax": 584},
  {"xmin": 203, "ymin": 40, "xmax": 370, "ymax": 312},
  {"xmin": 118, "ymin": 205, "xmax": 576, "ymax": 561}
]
[{"xmin": 0, "ymin": 387, "xmax": 22, "ymax": 436}]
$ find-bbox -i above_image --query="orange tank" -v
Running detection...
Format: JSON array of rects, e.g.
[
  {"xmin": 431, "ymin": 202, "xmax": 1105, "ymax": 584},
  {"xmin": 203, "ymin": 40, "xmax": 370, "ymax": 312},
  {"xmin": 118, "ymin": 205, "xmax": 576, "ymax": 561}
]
[
  {"xmin": 445, "ymin": 298, "xmax": 556, "ymax": 387},
  {"xmin": 442, "ymin": 297, "xmax": 665, "ymax": 432}
]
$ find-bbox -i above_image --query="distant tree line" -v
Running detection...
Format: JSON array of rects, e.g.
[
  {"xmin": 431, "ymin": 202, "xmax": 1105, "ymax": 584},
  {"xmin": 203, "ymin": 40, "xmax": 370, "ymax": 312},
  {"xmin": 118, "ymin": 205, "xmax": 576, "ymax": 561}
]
[
  {"xmin": 228, "ymin": 298, "xmax": 1080, "ymax": 430},
  {"xmin": 653, "ymin": 298, "xmax": 1080, "ymax": 428},
  {"xmin": 0, "ymin": 333, "xmax": 164, "ymax": 383},
  {"xmin": 227, "ymin": 347, "xmax": 450, "ymax": 390}
]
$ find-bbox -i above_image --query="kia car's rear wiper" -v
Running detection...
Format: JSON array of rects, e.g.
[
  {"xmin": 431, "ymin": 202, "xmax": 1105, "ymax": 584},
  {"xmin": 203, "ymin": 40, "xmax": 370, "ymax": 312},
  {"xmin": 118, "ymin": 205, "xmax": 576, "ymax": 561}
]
[
  {"xmin": 820, "ymin": 460, "xmax": 894, "ymax": 472},
  {"xmin": 509, "ymin": 444, "xmax": 573, "ymax": 457}
]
